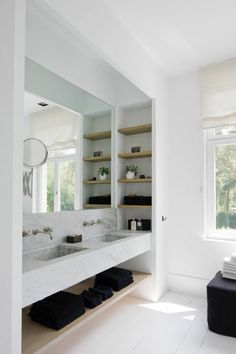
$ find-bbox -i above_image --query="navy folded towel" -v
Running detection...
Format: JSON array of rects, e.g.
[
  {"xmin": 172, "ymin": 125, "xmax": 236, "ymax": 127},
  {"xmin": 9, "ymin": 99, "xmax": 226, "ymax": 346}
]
[
  {"xmin": 89, "ymin": 284, "xmax": 113, "ymax": 300},
  {"xmin": 81, "ymin": 290, "xmax": 103, "ymax": 308}
]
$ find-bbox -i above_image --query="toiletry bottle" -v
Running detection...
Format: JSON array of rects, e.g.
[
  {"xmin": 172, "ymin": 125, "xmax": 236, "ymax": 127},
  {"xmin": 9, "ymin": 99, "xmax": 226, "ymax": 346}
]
[
  {"xmin": 131, "ymin": 218, "xmax": 137, "ymax": 231},
  {"xmin": 137, "ymin": 218, "xmax": 142, "ymax": 231}
]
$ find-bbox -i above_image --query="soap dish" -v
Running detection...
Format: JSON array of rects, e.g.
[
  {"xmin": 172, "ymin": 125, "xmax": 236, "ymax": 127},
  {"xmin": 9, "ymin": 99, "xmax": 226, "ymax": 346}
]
[{"xmin": 66, "ymin": 234, "xmax": 82, "ymax": 243}]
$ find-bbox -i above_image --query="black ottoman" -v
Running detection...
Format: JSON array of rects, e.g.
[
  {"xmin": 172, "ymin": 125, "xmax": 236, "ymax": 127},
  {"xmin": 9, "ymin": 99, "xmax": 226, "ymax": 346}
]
[{"xmin": 207, "ymin": 271, "xmax": 236, "ymax": 337}]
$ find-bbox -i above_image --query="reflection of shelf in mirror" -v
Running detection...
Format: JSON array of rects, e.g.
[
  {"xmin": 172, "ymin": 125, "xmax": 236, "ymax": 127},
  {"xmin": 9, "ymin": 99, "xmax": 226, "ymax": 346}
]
[
  {"xmin": 83, "ymin": 180, "xmax": 111, "ymax": 185},
  {"xmin": 22, "ymin": 272, "xmax": 151, "ymax": 354},
  {"xmin": 118, "ymin": 178, "xmax": 152, "ymax": 183},
  {"xmin": 83, "ymin": 156, "xmax": 111, "ymax": 162},
  {"xmin": 118, "ymin": 123, "xmax": 152, "ymax": 135},
  {"xmin": 118, "ymin": 151, "xmax": 152, "ymax": 159},
  {"xmin": 118, "ymin": 204, "xmax": 152, "ymax": 209},
  {"xmin": 83, "ymin": 204, "xmax": 111, "ymax": 209},
  {"xmin": 83, "ymin": 130, "xmax": 111, "ymax": 140}
]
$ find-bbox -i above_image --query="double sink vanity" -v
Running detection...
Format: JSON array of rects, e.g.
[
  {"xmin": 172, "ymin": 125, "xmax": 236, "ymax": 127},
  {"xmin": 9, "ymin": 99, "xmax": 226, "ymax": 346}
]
[{"xmin": 22, "ymin": 230, "xmax": 151, "ymax": 308}]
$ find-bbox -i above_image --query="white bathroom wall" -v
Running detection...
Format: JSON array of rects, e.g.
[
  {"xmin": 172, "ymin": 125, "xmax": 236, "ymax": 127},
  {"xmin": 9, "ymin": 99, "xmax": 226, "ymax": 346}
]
[
  {"xmin": 23, "ymin": 208, "xmax": 117, "ymax": 251},
  {"xmin": 0, "ymin": 1, "xmax": 25, "ymax": 353},
  {"xmin": 25, "ymin": 0, "xmax": 170, "ymax": 301},
  {"xmin": 168, "ymin": 71, "xmax": 236, "ymax": 297}
]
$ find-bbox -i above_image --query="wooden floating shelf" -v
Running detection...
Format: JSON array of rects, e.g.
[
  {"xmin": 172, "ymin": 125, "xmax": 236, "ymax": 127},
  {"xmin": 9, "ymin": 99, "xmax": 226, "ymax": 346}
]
[
  {"xmin": 118, "ymin": 151, "xmax": 152, "ymax": 159},
  {"xmin": 118, "ymin": 123, "xmax": 152, "ymax": 136},
  {"xmin": 83, "ymin": 155, "xmax": 111, "ymax": 162},
  {"xmin": 118, "ymin": 178, "xmax": 152, "ymax": 183},
  {"xmin": 83, "ymin": 130, "xmax": 111, "ymax": 140},
  {"xmin": 118, "ymin": 204, "xmax": 152, "ymax": 209},
  {"xmin": 22, "ymin": 272, "xmax": 151, "ymax": 354},
  {"xmin": 83, "ymin": 180, "xmax": 111, "ymax": 185},
  {"xmin": 83, "ymin": 204, "xmax": 111, "ymax": 209}
]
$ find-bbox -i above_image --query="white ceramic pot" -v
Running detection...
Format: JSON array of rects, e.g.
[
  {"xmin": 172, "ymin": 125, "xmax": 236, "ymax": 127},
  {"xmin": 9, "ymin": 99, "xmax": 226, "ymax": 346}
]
[
  {"xmin": 100, "ymin": 174, "xmax": 108, "ymax": 181},
  {"xmin": 126, "ymin": 171, "xmax": 135, "ymax": 179}
]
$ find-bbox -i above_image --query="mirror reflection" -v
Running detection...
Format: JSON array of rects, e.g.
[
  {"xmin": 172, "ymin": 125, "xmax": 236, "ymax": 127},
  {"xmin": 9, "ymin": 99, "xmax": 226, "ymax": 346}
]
[
  {"xmin": 23, "ymin": 138, "xmax": 48, "ymax": 168},
  {"xmin": 24, "ymin": 60, "xmax": 113, "ymax": 214}
]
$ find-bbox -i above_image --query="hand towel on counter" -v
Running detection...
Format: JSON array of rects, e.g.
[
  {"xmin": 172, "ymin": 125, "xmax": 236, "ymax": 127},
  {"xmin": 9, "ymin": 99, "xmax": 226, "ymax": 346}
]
[
  {"xmin": 81, "ymin": 290, "xmax": 103, "ymax": 308},
  {"xmin": 89, "ymin": 284, "xmax": 113, "ymax": 300},
  {"xmin": 29, "ymin": 291, "xmax": 85, "ymax": 330}
]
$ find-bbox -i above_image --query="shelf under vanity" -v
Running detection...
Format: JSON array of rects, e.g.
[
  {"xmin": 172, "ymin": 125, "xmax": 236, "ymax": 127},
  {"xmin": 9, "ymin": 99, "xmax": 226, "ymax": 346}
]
[
  {"xmin": 22, "ymin": 271, "xmax": 150, "ymax": 354},
  {"xmin": 118, "ymin": 123, "xmax": 152, "ymax": 135},
  {"xmin": 118, "ymin": 151, "xmax": 152, "ymax": 159},
  {"xmin": 83, "ymin": 130, "xmax": 111, "ymax": 140}
]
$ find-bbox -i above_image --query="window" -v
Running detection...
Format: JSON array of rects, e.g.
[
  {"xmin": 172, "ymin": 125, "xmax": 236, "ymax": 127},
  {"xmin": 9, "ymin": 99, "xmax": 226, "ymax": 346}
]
[
  {"xmin": 34, "ymin": 148, "xmax": 80, "ymax": 213},
  {"xmin": 206, "ymin": 127, "xmax": 236, "ymax": 239}
]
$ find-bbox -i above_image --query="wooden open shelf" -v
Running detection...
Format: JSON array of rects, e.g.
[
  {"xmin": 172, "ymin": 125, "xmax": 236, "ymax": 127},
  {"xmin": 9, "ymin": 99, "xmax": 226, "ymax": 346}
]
[
  {"xmin": 83, "ymin": 155, "xmax": 111, "ymax": 162},
  {"xmin": 83, "ymin": 180, "xmax": 111, "ymax": 185},
  {"xmin": 118, "ymin": 151, "xmax": 152, "ymax": 159},
  {"xmin": 22, "ymin": 272, "xmax": 150, "ymax": 354},
  {"xmin": 83, "ymin": 130, "xmax": 111, "ymax": 140},
  {"xmin": 118, "ymin": 123, "xmax": 152, "ymax": 135},
  {"xmin": 118, "ymin": 204, "xmax": 152, "ymax": 209},
  {"xmin": 83, "ymin": 204, "xmax": 111, "ymax": 209},
  {"xmin": 118, "ymin": 178, "xmax": 152, "ymax": 183}
]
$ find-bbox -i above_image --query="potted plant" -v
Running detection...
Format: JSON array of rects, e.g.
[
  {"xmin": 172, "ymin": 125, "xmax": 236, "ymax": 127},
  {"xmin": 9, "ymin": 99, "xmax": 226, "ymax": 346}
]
[
  {"xmin": 125, "ymin": 165, "xmax": 138, "ymax": 179},
  {"xmin": 98, "ymin": 167, "xmax": 110, "ymax": 180}
]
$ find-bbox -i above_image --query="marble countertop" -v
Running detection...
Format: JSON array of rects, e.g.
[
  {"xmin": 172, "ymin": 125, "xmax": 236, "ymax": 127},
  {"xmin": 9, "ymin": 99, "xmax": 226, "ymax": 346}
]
[{"xmin": 22, "ymin": 230, "xmax": 151, "ymax": 307}]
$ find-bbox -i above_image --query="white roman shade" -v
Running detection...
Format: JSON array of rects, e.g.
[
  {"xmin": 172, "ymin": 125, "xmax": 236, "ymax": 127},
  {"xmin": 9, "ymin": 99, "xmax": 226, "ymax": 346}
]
[
  {"xmin": 201, "ymin": 59, "xmax": 236, "ymax": 128},
  {"xmin": 29, "ymin": 106, "xmax": 79, "ymax": 150}
]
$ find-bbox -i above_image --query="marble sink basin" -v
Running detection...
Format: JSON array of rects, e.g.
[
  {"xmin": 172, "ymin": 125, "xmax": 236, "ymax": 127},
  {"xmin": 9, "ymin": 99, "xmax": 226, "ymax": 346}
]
[
  {"xmin": 23, "ymin": 245, "xmax": 87, "ymax": 262},
  {"xmin": 87, "ymin": 234, "xmax": 128, "ymax": 243}
]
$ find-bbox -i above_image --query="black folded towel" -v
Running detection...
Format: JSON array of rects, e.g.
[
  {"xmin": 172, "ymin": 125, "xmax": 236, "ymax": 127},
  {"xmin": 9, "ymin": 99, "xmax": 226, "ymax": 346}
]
[
  {"xmin": 89, "ymin": 284, "xmax": 113, "ymax": 300},
  {"xmin": 29, "ymin": 291, "xmax": 85, "ymax": 330},
  {"xmin": 95, "ymin": 267, "xmax": 133, "ymax": 291},
  {"xmin": 95, "ymin": 276, "xmax": 134, "ymax": 291},
  {"xmin": 81, "ymin": 290, "xmax": 103, "ymax": 308}
]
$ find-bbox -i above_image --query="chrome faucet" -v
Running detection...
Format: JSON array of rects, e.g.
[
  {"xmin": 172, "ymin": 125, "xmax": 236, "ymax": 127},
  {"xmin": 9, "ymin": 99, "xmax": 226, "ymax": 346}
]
[
  {"xmin": 83, "ymin": 218, "xmax": 104, "ymax": 227},
  {"xmin": 22, "ymin": 229, "xmax": 30, "ymax": 238},
  {"xmin": 31, "ymin": 226, "xmax": 53, "ymax": 240}
]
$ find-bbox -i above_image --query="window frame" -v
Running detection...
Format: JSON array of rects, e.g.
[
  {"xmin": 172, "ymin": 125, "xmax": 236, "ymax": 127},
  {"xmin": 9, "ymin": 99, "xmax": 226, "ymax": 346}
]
[
  {"xmin": 205, "ymin": 128, "xmax": 236, "ymax": 241},
  {"xmin": 34, "ymin": 148, "xmax": 81, "ymax": 213}
]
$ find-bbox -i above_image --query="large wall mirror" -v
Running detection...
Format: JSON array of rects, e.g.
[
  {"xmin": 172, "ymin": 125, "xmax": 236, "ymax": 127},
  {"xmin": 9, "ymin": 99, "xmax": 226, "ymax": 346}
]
[{"xmin": 23, "ymin": 58, "xmax": 113, "ymax": 213}]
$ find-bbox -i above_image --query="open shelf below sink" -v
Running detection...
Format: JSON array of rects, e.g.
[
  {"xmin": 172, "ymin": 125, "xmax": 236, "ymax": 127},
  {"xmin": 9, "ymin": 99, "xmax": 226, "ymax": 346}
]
[{"xmin": 22, "ymin": 271, "xmax": 151, "ymax": 354}]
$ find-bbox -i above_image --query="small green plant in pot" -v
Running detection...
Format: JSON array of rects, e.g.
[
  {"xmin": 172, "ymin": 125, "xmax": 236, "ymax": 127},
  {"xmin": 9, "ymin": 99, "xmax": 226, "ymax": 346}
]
[
  {"xmin": 125, "ymin": 165, "xmax": 138, "ymax": 179},
  {"xmin": 98, "ymin": 167, "xmax": 110, "ymax": 181}
]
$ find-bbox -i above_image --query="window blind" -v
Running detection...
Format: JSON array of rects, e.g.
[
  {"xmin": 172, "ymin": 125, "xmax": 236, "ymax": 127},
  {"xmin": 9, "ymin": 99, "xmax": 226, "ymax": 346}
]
[
  {"xmin": 201, "ymin": 59, "xmax": 236, "ymax": 128},
  {"xmin": 29, "ymin": 106, "xmax": 79, "ymax": 150}
]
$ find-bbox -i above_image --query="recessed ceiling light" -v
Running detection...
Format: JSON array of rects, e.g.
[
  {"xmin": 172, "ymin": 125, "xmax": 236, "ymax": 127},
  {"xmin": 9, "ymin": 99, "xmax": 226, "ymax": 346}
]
[{"xmin": 38, "ymin": 102, "xmax": 48, "ymax": 107}]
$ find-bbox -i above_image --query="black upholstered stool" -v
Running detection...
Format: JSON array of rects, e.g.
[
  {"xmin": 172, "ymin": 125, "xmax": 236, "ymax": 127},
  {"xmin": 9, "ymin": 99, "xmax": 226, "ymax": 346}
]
[{"xmin": 207, "ymin": 271, "xmax": 236, "ymax": 337}]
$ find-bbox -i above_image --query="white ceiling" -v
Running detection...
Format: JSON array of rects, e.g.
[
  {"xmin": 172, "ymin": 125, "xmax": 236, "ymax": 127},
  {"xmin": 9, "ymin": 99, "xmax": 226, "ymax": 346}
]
[
  {"xmin": 24, "ymin": 91, "xmax": 55, "ymax": 116},
  {"xmin": 104, "ymin": 0, "xmax": 236, "ymax": 76},
  {"xmin": 37, "ymin": 0, "xmax": 236, "ymax": 77}
]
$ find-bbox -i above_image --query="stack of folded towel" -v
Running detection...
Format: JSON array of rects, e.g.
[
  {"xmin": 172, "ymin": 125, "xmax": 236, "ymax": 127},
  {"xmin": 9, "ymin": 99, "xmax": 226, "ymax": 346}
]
[
  {"xmin": 89, "ymin": 284, "xmax": 113, "ymax": 300},
  {"xmin": 29, "ymin": 291, "xmax": 85, "ymax": 330},
  {"xmin": 95, "ymin": 267, "xmax": 133, "ymax": 291},
  {"xmin": 222, "ymin": 253, "xmax": 236, "ymax": 280}
]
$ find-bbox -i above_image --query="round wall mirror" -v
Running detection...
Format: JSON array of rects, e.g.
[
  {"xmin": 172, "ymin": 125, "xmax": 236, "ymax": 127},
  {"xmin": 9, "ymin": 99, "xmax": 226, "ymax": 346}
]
[{"xmin": 23, "ymin": 138, "xmax": 48, "ymax": 168}]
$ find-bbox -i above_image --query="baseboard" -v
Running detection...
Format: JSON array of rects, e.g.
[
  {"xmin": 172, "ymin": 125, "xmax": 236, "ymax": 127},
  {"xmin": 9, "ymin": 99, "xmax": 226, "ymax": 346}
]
[{"xmin": 168, "ymin": 272, "xmax": 209, "ymax": 298}]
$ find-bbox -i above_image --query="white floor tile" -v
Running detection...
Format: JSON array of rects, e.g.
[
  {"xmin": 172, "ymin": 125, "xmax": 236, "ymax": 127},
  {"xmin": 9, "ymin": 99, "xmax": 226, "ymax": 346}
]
[{"xmin": 40, "ymin": 292, "xmax": 236, "ymax": 354}]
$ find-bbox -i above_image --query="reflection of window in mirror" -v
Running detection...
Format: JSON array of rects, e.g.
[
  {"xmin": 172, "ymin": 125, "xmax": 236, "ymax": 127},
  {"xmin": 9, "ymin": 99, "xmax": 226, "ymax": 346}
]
[
  {"xmin": 24, "ymin": 91, "xmax": 82, "ymax": 213},
  {"xmin": 36, "ymin": 148, "xmax": 79, "ymax": 213}
]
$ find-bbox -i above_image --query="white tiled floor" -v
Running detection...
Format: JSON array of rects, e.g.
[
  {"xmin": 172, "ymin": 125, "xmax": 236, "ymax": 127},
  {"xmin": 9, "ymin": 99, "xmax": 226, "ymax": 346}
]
[{"xmin": 41, "ymin": 292, "xmax": 236, "ymax": 354}]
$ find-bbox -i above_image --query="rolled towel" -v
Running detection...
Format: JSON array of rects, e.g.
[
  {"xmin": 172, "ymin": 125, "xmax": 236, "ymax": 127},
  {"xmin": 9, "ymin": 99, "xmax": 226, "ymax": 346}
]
[
  {"xmin": 89, "ymin": 284, "xmax": 113, "ymax": 300},
  {"xmin": 81, "ymin": 290, "xmax": 103, "ymax": 308}
]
